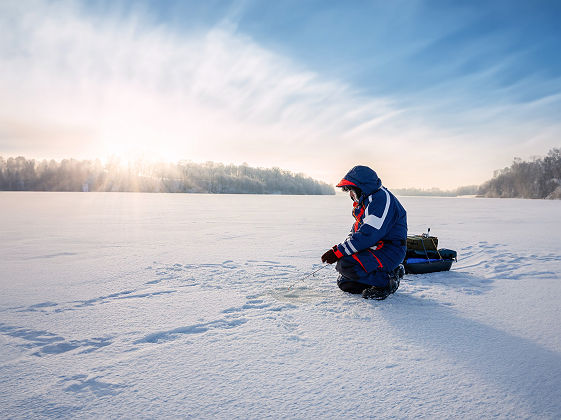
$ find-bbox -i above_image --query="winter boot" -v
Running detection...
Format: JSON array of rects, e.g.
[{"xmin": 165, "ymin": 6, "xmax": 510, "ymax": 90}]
[
  {"xmin": 361, "ymin": 284, "xmax": 391, "ymax": 300},
  {"xmin": 362, "ymin": 264, "xmax": 404, "ymax": 300},
  {"xmin": 389, "ymin": 264, "xmax": 404, "ymax": 293}
]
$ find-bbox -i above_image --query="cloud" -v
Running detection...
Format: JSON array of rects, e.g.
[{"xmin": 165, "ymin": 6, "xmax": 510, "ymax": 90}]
[
  {"xmin": 0, "ymin": 0, "xmax": 560, "ymax": 189},
  {"xmin": 0, "ymin": 2, "xmax": 392, "ymax": 164}
]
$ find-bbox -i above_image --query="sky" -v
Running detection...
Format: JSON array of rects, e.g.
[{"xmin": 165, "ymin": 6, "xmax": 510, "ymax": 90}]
[{"xmin": 1, "ymin": 0, "xmax": 561, "ymax": 189}]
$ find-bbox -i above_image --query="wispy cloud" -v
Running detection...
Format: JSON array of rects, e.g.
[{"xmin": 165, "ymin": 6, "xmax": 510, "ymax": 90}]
[{"xmin": 0, "ymin": 0, "xmax": 559, "ymax": 188}]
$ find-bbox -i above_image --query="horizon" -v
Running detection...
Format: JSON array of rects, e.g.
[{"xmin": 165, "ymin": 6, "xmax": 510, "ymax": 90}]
[
  {"xmin": 0, "ymin": 153, "xmax": 485, "ymax": 191},
  {"xmin": 1, "ymin": 1, "xmax": 561, "ymax": 189}
]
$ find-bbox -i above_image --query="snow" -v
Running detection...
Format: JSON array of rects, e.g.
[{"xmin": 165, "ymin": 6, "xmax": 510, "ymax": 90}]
[{"xmin": 1, "ymin": 192, "xmax": 560, "ymax": 419}]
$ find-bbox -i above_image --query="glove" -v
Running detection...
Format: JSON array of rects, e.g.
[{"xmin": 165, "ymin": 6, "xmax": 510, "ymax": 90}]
[{"xmin": 321, "ymin": 246, "xmax": 340, "ymax": 264}]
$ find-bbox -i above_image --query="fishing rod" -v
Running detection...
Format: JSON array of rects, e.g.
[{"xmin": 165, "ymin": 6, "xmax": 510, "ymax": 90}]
[{"xmin": 287, "ymin": 263, "xmax": 330, "ymax": 290}]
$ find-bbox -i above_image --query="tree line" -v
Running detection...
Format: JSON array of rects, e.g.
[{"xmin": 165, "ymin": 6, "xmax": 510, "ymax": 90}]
[
  {"xmin": 0, "ymin": 156, "xmax": 335, "ymax": 195},
  {"xmin": 477, "ymin": 148, "xmax": 561, "ymax": 199},
  {"xmin": 3, "ymin": 148, "xmax": 559, "ymax": 198},
  {"xmin": 393, "ymin": 148, "xmax": 561, "ymax": 199},
  {"xmin": 392, "ymin": 185, "xmax": 480, "ymax": 197}
]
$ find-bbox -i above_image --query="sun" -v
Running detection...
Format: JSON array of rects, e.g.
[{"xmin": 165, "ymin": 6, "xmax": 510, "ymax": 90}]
[{"xmin": 100, "ymin": 128, "xmax": 185, "ymax": 167}]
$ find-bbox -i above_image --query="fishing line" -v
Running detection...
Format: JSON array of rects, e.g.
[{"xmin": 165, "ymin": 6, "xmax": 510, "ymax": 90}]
[{"xmin": 287, "ymin": 263, "xmax": 330, "ymax": 290}]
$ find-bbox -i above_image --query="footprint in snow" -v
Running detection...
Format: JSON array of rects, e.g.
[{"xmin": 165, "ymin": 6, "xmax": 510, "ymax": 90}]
[
  {"xmin": 135, "ymin": 317, "xmax": 248, "ymax": 344},
  {"xmin": 0, "ymin": 323, "xmax": 113, "ymax": 356},
  {"xmin": 59, "ymin": 374, "xmax": 127, "ymax": 397},
  {"xmin": 16, "ymin": 301, "xmax": 59, "ymax": 313}
]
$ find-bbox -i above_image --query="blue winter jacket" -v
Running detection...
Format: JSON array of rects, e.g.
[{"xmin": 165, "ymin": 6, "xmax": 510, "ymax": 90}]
[{"xmin": 334, "ymin": 166, "xmax": 407, "ymax": 280}]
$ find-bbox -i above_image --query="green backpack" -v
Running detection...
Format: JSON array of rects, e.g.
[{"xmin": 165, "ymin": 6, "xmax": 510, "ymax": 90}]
[{"xmin": 406, "ymin": 235, "xmax": 439, "ymax": 252}]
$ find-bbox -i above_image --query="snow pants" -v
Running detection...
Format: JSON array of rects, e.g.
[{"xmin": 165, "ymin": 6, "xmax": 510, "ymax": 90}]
[
  {"xmin": 336, "ymin": 255, "xmax": 392, "ymax": 290},
  {"xmin": 336, "ymin": 278, "xmax": 371, "ymax": 294}
]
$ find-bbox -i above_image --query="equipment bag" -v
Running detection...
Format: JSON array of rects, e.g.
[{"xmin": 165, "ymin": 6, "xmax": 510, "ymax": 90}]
[{"xmin": 406, "ymin": 235, "xmax": 438, "ymax": 251}]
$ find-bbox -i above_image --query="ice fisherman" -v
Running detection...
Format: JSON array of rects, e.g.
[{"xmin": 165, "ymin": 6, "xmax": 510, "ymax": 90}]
[{"xmin": 321, "ymin": 165, "xmax": 407, "ymax": 300}]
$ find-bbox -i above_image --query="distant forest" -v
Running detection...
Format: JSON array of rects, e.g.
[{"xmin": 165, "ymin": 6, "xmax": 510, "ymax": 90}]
[
  {"xmin": 478, "ymin": 148, "xmax": 561, "ymax": 199},
  {"xmin": 0, "ymin": 156, "xmax": 335, "ymax": 195},
  {"xmin": 2, "ymin": 148, "xmax": 560, "ymax": 198},
  {"xmin": 393, "ymin": 148, "xmax": 561, "ymax": 199},
  {"xmin": 392, "ymin": 185, "xmax": 480, "ymax": 197}
]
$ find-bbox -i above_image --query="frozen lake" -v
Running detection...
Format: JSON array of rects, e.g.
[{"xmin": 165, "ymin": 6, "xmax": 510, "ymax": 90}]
[{"xmin": 1, "ymin": 192, "xmax": 561, "ymax": 418}]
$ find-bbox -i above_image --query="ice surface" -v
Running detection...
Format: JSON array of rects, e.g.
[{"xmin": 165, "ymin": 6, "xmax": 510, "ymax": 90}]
[{"xmin": 1, "ymin": 192, "xmax": 560, "ymax": 418}]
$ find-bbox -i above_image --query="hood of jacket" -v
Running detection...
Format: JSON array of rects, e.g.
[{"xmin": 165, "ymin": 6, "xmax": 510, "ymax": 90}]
[{"xmin": 337, "ymin": 165, "xmax": 382, "ymax": 197}]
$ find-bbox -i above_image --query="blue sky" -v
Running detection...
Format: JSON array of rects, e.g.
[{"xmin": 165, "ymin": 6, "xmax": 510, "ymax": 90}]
[
  {"xmin": 102, "ymin": 0, "xmax": 561, "ymax": 97},
  {"xmin": 1, "ymin": 0, "xmax": 560, "ymax": 188}
]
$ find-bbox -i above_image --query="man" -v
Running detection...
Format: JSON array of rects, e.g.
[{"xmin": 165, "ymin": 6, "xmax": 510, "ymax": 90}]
[{"xmin": 321, "ymin": 165, "xmax": 407, "ymax": 300}]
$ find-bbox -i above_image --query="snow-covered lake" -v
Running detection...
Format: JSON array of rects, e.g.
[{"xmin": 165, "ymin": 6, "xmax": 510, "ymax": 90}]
[{"xmin": 1, "ymin": 192, "xmax": 560, "ymax": 419}]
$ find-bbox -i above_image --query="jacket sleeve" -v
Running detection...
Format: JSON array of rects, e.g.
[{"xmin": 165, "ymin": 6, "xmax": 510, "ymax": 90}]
[{"xmin": 336, "ymin": 189, "xmax": 392, "ymax": 256}]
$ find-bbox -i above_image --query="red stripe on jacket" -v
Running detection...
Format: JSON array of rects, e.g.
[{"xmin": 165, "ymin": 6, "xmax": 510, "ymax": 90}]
[
  {"xmin": 368, "ymin": 249, "xmax": 384, "ymax": 268},
  {"xmin": 353, "ymin": 205, "xmax": 365, "ymax": 232},
  {"xmin": 351, "ymin": 254, "xmax": 367, "ymax": 272}
]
